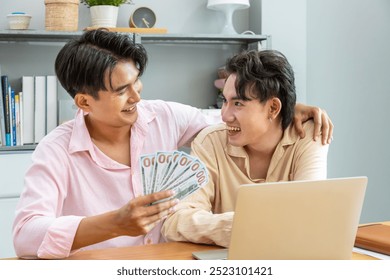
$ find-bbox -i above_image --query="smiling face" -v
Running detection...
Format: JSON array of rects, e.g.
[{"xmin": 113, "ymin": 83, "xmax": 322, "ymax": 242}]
[
  {"xmin": 221, "ymin": 73, "xmax": 275, "ymax": 148},
  {"xmin": 77, "ymin": 60, "xmax": 142, "ymax": 130}
]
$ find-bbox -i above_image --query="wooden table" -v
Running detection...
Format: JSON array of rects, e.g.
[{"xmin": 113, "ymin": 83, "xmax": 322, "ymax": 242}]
[
  {"xmin": 8, "ymin": 221, "xmax": 389, "ymax": 260},
  {"xmin": 65, "ymin": 242, "xmax": 221, "ymax": 260},
  {"xmin": 65, "ymin": 241, "xmax": 377, "ymax": 260}
]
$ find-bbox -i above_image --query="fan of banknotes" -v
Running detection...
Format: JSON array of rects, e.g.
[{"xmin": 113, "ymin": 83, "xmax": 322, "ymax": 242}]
[{"xmin": 139, "ymin": 151, "xmax": 209, "ymax": 202}]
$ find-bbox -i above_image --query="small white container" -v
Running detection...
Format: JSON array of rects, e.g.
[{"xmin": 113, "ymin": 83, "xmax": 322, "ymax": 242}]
[{"xmin": 7, "ymin": 12, "xmax": 32, "ymax": 30}]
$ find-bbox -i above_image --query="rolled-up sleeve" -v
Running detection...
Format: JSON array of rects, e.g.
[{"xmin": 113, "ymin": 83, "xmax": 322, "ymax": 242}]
[{"xmin": 13, "ymin": 142, "xmax": 83, "ymax": 259}]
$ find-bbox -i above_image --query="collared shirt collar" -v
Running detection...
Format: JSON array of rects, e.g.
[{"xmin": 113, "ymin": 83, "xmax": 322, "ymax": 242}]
[
  {"xmin": 225, "ymin": 124, "xmax": 301, "ymax": 178},
  {"xmin": 225, "ymin": 124, "xmax": 300, "ymax": 158},
  {"xmin": 67, "ymin": 101, "xmax": 157, "ymax": 168}
]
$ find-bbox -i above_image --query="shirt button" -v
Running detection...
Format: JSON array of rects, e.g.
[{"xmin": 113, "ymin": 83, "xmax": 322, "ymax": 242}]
[{"xmin": 146, "ymin": 238, "xmax": 152, "ymax": 245}]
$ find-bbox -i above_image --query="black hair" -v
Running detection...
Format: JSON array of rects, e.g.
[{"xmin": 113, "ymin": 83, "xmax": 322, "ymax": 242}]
[
  {"xmin": 225, "ymin": 49, "xmax": 296, "ymax": 130},
  {"xmin": 55, "ymin": 28, "xmax": 148, "ymax": 99}
]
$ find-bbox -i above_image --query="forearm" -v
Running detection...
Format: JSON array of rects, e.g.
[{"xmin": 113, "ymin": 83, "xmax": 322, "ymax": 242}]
[
  {"xmin": 72, "ymin": 210, "xmax": 122, "ymax": 250},
  {"xmin": 162, "ymin": 208, "xmax": 234, "ymax": 248}
]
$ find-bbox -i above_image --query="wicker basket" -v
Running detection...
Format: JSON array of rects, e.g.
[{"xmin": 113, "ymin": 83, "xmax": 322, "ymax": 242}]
[{"xmin": 45, "ymin": 0, "xmax": 79, "ymax": 31}]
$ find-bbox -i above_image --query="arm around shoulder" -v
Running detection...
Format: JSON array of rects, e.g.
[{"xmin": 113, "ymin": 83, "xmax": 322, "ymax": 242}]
[{"xmin": 292, "ymin": 122, "xmax": 329, "ymax": 180}]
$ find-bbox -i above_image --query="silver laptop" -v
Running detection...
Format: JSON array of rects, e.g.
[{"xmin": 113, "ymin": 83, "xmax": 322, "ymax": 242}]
[{"xmin": 192, "ymin": 177, "xmax": 367, "ymax": 260}]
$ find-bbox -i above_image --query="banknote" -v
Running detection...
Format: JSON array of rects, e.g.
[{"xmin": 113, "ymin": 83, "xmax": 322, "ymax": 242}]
[
  {"xmin": 140, "ymin": 153, "xmax": 156, "ymax": 196},
  {"xmin": 139, "ymin": 151, "xmax": 209, "ymax": 202}
]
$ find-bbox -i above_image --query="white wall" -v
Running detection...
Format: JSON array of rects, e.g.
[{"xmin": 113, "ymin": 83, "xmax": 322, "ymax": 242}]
[
  {"xmin": 263, "ymin": 0, "xmax": 390, "ymax": 223},
  {"xmin": 307, "ymin": 0, "xmax": 390, "ymax": 223},
  {"xmin": 249, "ymin": 0, "xmax": 262, "ymax": 34},
  {"xmin": 261, "ymin": 0, "xmax": 307, "ymax": 102}
]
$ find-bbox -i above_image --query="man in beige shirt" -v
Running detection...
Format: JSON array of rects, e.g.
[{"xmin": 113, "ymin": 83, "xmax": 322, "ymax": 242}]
[{"xmin": 162, "ymin": 49, "xmax": 329, "ymax": 247}]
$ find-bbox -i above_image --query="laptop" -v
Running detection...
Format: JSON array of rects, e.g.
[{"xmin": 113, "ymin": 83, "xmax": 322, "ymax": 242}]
[{"xmin": 192, "ymin": 177, "xmax": 367, "ymax": 260}]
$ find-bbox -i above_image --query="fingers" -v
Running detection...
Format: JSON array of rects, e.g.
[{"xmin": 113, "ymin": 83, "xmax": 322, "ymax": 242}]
[
  {"xmin": 134, "ymin": 190, "xmax": 179, "ymax": 223},
  {"xmin": 322, "ymin": 112, "xmax": 334, "ymax": 145},
  {"xmin": 315, "ymin": 109, "xmax": 334, "ymax": 145},
  {"xmin": 321, "ymin": 110, "xmax": 334, "ymax": 144},
  {"xmin": 141, "ymin": 204, "xmax": 178, "ymax": 234},
  {"xmin": 311, "ymin": 107, "xmax": 322, "ymax": 142},
  {"xmin": 294, "ymin": 104, "xmax": 334, "ymax": 145},
  {"xmin": 117, "ymin": 190, "xmax": 179, "ymax": 236},
  {"xmin": 145, "ymin": 197, "xmax": 179, "ymax": 217},
  {"xmin": 294, "ymin": 116, "xmax": 306, "ymax": 138},
  {"xmin": 133, "ymin": 189, "xmax": 176, "ymax": 206},
  {"xmin": 327, "ymin": 121, "xmax": 334, "ymax": 144}
]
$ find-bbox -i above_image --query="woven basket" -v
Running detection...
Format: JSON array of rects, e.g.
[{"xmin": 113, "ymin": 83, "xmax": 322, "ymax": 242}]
[{"xmin": 44, "ymin": 0, "xmax": 79, "ymax": 31}]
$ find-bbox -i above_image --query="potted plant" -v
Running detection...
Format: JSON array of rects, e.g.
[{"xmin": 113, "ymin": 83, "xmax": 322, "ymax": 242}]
[{"xmin": 80, "ymin": 0, "xmax": 134, "ymax": 28}]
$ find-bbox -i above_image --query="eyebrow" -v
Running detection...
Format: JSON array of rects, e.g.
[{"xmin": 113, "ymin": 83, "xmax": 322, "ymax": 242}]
[
  {"xmin": 112, "ymin": 83, "xmax": 129, "ymax": 92},
  {"xmin": 111, "ymin": 77, "xmax": 139, "ymax": 92},
  {"xmin": 222, "ymin": 93, "xmax": 245, "ymax": 101}
]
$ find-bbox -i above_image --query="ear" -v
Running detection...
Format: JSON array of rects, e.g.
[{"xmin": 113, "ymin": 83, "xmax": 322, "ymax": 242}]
[
  {"xmin": 268, "ymin": 97, "xmax": 282, "ymax": 120},
  {"xmin": 74, "ymin": 93, "xmax": 92, "ymax": 112}
]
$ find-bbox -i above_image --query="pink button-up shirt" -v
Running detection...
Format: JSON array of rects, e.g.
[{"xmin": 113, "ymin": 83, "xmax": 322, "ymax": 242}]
[{"xmin": 13, "ymin": 99, "xmax": 214, "ymax": 259}]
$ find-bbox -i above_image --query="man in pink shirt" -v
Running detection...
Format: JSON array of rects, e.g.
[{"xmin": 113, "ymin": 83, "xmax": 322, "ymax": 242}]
[{"xmin": 13, "ymin": 29, "xmax": 333, "ymax": 259}]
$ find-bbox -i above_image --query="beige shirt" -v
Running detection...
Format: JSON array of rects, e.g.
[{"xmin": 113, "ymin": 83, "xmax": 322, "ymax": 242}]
[{"xmin": 161, "ymin": 121, "xmax": 329, "ymax": 247}]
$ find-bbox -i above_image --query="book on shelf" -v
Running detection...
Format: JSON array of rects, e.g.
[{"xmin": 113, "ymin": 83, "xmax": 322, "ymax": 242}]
[
  {"xmin": 1, "ymin": 75, "xmax": 11, "ymax": 146},
  {"xmin": 22, "ymin": 75, "xmax": 34, "ymax": 145},
  {"xmin": 0, "ymin": 76, "xmax": 23, "ymax": 147},
  {"xmin": 10, "ymin": 88, "xmax": 16, "ymax": 146},
  {"xmin": 15, "ymin": 92, "xmax": 22, "ymax": 146},
  {"xmin": 34, "ymin": 76, "xmax": 46, "ymax": 144},
  {"xmin": 354, "ymin": 223, "xmax": 390, "ymax": 256},
  {"xmin": 46, "ymin": 75, "xmax": 58, "ymax": 134},
  {"xmin": 0, "ymin": 74, "xmax": 61, "ymax": 148},
  {"xmin": 0, "ymin": 66, "xmax": 5, "ymax": 146}
]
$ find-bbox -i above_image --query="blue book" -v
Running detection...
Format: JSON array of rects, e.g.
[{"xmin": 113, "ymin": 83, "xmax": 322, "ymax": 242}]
[
  {"xmin": 1, "ymin": 75, "xmax": 11, "ymax": 146},
  {"xmin": 10, "ymin": 88, "xmax": 16, "ymax": 146}
]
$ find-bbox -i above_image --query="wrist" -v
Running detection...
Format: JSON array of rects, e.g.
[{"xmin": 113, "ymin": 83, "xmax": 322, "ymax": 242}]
[{"xmin": 106, "ymin": 209, "xmax": 125, "ymax": 238}]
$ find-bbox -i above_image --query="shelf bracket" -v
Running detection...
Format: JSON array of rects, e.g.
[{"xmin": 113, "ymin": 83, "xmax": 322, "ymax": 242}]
[{"xmin": 133, "ymin": 33, "xmax": 142, "ymax": 44}]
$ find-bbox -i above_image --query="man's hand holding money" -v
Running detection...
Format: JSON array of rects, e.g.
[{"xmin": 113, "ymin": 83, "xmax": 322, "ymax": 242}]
[{"xmin": 114, "ymin": 189, "xmax": 178, "ymax": 236}]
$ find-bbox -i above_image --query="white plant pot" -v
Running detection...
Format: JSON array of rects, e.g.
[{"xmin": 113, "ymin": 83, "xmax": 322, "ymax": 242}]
[{"xmin": 90, "ymin": 5, "xmax": 118, "ymax": 28}]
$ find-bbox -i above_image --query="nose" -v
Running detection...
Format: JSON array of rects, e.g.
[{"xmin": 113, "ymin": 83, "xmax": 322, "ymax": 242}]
[
  {"xmin": 221, "ymin": 104, "xmax": 234, "ymax": 123},
  {"xmin": 129, "ymin": 90, "xmax": 141, "ymax": 103},
  {"xmin": 128, "ymin": 80, "xmax": 142, "ymax": 103},
  {"xmin": 131, "ymin": 91, "xmax": 141, "ymax": 103}
]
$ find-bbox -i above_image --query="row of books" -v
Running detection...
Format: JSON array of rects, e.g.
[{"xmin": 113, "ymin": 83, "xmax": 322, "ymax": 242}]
[
  {"xmin": 0, "ymin": 75, "xmax": 21, "ymax": 146},
  {"xmin": 0, "ymin": 70, "xmax": 58, "ymax": 147}
]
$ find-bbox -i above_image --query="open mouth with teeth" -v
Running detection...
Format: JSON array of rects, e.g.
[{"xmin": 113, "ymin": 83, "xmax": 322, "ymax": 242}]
[
  {"xmin": 122, "ymin": 105, "xmax": 136, "ymax": 113},
  {"xmin": 227, "ymin": 126, "xmax": 241, "ymax": 135}
]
